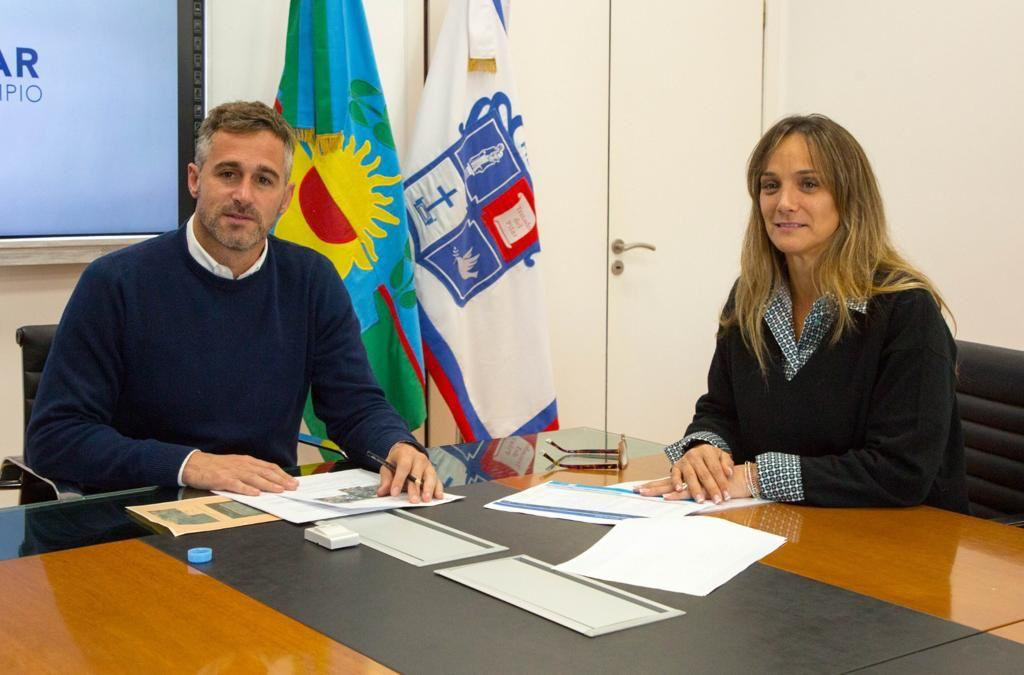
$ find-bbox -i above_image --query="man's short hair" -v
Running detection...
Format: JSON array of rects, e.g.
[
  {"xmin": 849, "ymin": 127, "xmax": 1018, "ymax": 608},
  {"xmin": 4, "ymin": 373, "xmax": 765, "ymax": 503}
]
[{"xmin": 195, "ymin": 101, "xmax": 295, "ymax": 177}]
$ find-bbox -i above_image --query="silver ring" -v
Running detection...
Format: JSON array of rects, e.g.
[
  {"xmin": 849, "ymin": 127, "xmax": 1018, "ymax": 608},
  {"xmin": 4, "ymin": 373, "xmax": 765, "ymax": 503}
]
[{"xmin": 679, "ymin": 482, "xmax": 688, "ymax": 491}]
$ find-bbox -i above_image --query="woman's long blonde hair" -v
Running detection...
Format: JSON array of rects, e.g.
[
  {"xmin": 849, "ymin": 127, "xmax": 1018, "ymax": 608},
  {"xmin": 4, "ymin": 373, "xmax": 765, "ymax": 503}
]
[{"xmin": 722, "ymin": 114, "xmax": 951, "ymax": 373}]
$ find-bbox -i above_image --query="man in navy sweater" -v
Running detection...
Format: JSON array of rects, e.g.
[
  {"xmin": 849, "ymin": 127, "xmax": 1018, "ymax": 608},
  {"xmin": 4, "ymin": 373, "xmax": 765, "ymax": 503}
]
[{"xmin": 26, "ymin": 101, "xmax": 441, "ymax": 501}]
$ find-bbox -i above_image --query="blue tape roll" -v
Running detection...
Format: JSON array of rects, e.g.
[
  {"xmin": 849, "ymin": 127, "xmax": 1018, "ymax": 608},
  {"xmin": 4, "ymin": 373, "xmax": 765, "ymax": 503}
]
[{"xmin": 187, "ymin": 547, "xmax": 213, "ymax": 564}]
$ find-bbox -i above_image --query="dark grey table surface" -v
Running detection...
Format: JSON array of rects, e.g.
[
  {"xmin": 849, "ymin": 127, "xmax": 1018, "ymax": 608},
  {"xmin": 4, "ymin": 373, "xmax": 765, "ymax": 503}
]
[
  {"xmin": 852, "ymin": 631, "xmax": 1024, "ymax": 674},
  {"xmin": 146, "ymin": 481, "xmax": 1024, "ymax": 674}
]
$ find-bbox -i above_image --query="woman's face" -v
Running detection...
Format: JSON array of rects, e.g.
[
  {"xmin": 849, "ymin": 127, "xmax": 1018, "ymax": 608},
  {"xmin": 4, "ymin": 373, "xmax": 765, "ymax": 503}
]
[{"xmin": 758, "ymin": 133, "xmax": 840, "ymax": 267}]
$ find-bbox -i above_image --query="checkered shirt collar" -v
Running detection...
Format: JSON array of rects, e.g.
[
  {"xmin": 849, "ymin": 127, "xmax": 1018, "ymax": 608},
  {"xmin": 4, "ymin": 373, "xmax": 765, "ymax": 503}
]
[{"xmin": 764, "ymin": 284, "xmax": 868, "ymax": 380}]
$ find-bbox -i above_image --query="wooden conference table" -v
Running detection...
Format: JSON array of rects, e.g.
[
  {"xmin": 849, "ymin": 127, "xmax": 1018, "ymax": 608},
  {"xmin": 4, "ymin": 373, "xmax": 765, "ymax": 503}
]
[{"xmin": 0, "ymin": 427, "xmax": 1022, "ymax": 673}]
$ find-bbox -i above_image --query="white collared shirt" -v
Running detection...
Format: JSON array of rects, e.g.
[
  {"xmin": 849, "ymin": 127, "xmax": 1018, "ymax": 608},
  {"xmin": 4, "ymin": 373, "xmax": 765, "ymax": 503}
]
[{"xmin": 185, "ymin": 214, "xmax": 268, "ymax": 280}]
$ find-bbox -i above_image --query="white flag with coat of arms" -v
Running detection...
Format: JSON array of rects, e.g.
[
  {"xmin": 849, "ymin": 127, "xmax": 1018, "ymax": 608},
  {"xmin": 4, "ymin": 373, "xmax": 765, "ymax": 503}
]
[{"xmin": 403, "ymin": 0, "xmax": 558, "ymax": 441}]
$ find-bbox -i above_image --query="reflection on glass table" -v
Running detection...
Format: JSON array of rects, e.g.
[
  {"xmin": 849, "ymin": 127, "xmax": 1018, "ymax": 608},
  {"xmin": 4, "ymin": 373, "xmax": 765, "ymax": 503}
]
[
  {"xmin": 428, "ymin": 427, "xmax": 665, "ymax": 487},
  {"xmin": 0, "ymin": 487, "xmax": 172, "ymax": 562},
  {"xmin": 0, "ymin": 428, "xmax": 666, "ymax": 561}
]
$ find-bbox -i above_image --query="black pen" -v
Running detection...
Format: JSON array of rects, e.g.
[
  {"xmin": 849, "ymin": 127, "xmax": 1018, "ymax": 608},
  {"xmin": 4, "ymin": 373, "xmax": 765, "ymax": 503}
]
[{"xmin": 367, "ymin": 452, "xmax": 423, "ymax": 489}]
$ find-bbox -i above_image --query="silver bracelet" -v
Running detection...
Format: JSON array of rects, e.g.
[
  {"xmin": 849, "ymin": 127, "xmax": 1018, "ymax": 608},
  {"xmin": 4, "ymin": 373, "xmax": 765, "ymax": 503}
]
[{"xmin": 745, "ymin": 462, "xmax": 762, "ymax": 500}]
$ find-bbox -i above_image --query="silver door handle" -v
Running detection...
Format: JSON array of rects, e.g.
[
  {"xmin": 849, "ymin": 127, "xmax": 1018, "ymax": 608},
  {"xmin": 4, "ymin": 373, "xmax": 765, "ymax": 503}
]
[{"xmin": 611, "ymin": 239, "xmax": 656, "ymax": 254}]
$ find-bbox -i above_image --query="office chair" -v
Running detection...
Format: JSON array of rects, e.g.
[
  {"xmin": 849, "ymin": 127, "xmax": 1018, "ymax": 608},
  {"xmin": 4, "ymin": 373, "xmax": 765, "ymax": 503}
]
[
  {"xmin": 956, "ymin": 340, "xmax": 1024, "ymax": 526},
  {"xmin": 0, "ymin": 324, "xmax": 65, "ymax": 504}
]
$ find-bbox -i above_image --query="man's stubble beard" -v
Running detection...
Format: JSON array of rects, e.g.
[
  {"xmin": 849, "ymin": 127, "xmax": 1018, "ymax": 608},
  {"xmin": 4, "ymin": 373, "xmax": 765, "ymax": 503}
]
[{"xmin": 197, "ymin": 203, "xmax": 270, "ymax": 252}]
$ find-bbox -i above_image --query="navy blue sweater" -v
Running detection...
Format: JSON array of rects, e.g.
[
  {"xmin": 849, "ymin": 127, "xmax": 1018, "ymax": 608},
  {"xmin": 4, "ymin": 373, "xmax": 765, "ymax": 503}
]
[{"xmin": 26, "ymin": 227, "xmax": 417, "ymax": 490}]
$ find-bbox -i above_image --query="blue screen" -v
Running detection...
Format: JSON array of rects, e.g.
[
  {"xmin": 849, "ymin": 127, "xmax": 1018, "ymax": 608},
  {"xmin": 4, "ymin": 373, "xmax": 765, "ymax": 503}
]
[{"xmin": 0, "ymin": 0, "xmax": 181, "ymax": 237}]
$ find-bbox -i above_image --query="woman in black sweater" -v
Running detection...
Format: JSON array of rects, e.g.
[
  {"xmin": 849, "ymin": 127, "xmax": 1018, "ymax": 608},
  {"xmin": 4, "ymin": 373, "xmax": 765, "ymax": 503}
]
[{"xmin": 638, "ymin": 115, "xmax": 968, "ymax": 512}]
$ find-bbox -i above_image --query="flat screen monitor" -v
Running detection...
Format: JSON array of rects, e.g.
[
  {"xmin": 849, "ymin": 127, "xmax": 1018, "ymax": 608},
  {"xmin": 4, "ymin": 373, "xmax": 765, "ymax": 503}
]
[{"xmin": 0, "ymin": 0, "xmax": 202, "ymax": 240}]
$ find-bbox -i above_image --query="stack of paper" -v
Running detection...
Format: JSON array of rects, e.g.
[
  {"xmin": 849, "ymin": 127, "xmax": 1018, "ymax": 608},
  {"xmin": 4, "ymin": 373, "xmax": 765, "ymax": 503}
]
[
  {"xmin": 215, "ymin": 469, "xmax": 462, "ymax": 524},
  {"xmin": 485, "ymin": 481, "xmax": 706, "ymax": 524},
  {"xmin": 556, "ymin": 516, "xmax": 786, "ymax": 596}
]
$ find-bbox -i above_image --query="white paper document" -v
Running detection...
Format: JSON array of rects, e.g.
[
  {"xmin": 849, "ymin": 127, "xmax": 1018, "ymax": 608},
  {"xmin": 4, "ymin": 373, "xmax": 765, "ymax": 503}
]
[
  {"xmin": 556, "ymin": 516, "xmax": 786, "ymax": 596},
  {"xmin": 485, "ymin": 481, "xmax": 706, "ymax": 524},
  {"xmin": 609, "ymin": 480, "xmax": 772, "ymax": 513},
  {"xmin": 215, "ymin": 469, "xmax": 463, "ymax": 524}
]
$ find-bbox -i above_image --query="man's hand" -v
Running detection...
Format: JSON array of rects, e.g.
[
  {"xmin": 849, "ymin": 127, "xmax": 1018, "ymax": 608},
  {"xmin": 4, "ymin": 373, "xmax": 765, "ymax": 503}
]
[
  {"xmin": 375, "ymin": 442, "xmax": 443, "ymax": 504},
  {"xmin": 182, "ymin": 451, "xmax": 298, "ymax": 496},
  {"xmin": 636, "ymin": 443, "xmax": 736, "ymax": 503}
]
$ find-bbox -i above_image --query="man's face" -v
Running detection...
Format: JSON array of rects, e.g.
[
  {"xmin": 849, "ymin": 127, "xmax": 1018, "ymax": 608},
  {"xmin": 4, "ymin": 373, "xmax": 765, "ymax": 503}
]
[{"xmin": 187, "ymin": 130, "xmax": 294, "ymax": 256}]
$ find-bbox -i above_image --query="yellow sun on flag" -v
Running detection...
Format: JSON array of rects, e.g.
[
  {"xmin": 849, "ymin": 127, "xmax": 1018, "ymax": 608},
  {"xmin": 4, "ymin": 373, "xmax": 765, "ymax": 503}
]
[{"xmin": 276, "ymin": 134, "xmax": 401, "ymax": 279}]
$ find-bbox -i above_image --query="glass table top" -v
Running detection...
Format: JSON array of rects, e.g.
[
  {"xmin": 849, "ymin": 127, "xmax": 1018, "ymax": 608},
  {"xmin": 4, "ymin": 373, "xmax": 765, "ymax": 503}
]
[{"xmin": 0, "ymin": 427, "xmax": 665, "ymax": 561}]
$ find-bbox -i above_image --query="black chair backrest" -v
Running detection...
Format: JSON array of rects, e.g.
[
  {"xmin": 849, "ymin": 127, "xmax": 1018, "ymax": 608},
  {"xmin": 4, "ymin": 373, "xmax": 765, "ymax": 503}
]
[
  {"xmin": 955, "ymin": 340, "xmax": 1024, "ymax": 520},
  {"xmin": 15, "ymin": 324, "xmax": 58, "ymax": 442}
]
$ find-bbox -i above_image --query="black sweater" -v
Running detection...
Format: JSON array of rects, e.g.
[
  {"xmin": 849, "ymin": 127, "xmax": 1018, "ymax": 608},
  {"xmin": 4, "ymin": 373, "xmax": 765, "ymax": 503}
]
[{"xmin": 686, "ymin": 288, "xmax": 969, "ymax": 512}]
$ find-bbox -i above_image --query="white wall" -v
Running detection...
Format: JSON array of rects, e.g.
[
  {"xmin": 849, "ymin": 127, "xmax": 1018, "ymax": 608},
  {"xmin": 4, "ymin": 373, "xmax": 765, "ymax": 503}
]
[
  {"xmin": 505, "ymin": 2, "xmax": 610, "ymax": 434},
  {"xmin": 0, "ymin": 265, "xmax": 85, "ymax": 459},
  {"xmin": 764, "ymin": 0, "xmax": 1024, "ymax": 349}
]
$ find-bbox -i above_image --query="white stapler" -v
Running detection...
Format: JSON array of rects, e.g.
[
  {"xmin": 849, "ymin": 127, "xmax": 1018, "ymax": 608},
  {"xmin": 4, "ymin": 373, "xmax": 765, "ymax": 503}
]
[{"xmin": 304, "ymin": 520, "xmax": 361, "ymax": 550}]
